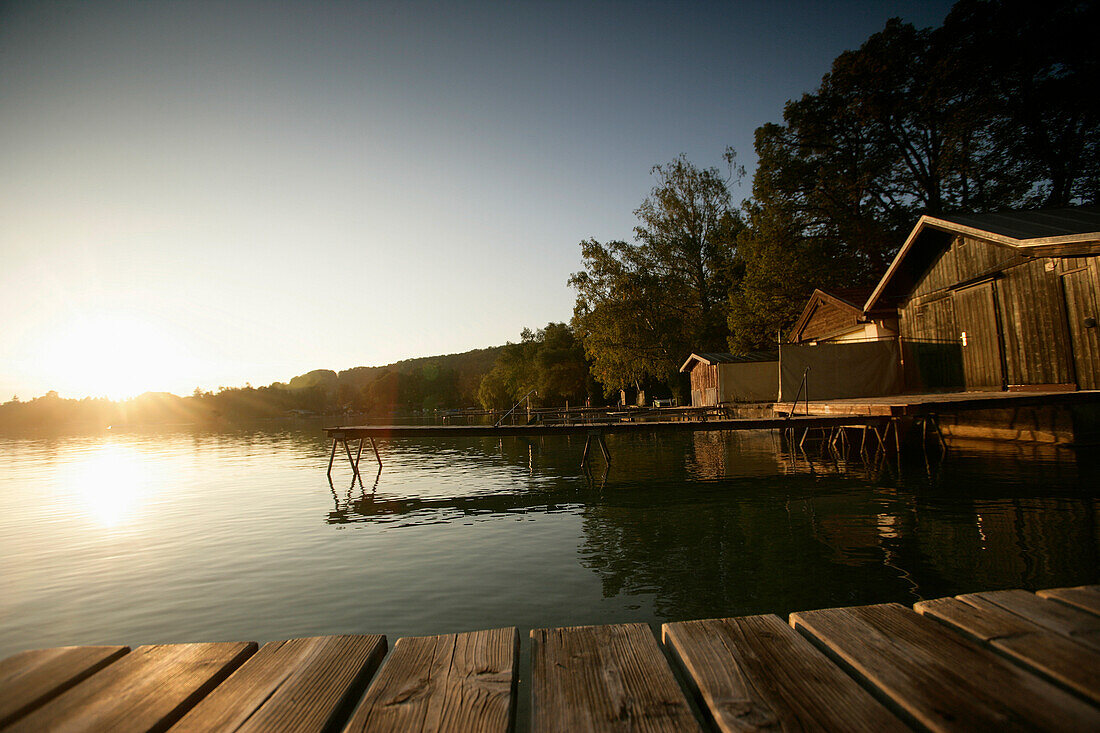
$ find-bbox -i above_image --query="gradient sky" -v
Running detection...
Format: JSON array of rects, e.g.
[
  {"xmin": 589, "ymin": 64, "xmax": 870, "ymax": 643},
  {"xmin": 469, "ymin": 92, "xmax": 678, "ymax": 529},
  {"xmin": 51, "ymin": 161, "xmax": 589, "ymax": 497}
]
[{"xmin": 1, "ymin": 0, "xmax": 954, "ymax": 400}]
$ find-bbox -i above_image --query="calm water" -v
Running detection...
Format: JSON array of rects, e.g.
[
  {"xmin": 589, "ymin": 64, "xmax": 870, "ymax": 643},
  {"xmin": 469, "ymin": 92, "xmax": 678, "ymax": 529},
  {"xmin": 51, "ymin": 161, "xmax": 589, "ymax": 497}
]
[{"xmin": 2, "ymin": 423, "xmax": 1097, "ymax": 666}]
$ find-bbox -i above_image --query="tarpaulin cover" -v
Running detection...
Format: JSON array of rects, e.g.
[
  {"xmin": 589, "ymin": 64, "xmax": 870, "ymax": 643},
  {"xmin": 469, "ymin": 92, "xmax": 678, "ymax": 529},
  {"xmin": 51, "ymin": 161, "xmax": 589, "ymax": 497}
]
[
  {"xmin": 779, "ymin": 340, "xmax": 903, "ymax": 401},
  {"xmin": 719, "ymin": 361, "xmax": 778, "ymax": 402}
]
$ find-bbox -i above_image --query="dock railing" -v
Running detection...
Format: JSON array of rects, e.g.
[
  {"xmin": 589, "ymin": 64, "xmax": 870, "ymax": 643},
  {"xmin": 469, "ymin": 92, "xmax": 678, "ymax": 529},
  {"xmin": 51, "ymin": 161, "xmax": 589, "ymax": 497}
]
[
  {"xmin": 785, "ymin": 367, "xmax": 811, "ymax": 421},
  {"xmin": 494, "ymin": 389, "xmax": 537, "ymax": 427}
]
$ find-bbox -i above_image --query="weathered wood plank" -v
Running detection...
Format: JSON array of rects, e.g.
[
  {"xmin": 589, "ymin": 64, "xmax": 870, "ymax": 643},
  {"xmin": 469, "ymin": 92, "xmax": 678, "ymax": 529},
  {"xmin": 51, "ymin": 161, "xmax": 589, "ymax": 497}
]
[
  {"xmin": 343, "ymin": 627, "xmax": 517, "ymax": 733},
  {"xmin": 790, "ymin": 602, "xmax": 1099, "ymax": 731},
  {"xmin": 531, "ymin": 622, "xmax": 700, "ymax": 733},
  {"xmin": 0, "ymin": 645, "xmax": 129, "ymax": 727},
  {"xmin": 959, "ymin": 589, "xmax": 1100, "ymax": 651},
  {"xmin": 1038, "ymin": 585, "xmax": 1100, "ymax": 617},
  {"xmin": 663, "ymin": 615, "xmax": 905, "ymax": 732},
  {"xmin": 172, "ymin": 635, "xmax": 386, "ymax": 732},
  {"xmin": 5, "ymin": 642, "xmax": 255, "ymax": 733},
  {"xmin": 917, "ymin": 596, "xmax": 1100, "ymax": 704}
]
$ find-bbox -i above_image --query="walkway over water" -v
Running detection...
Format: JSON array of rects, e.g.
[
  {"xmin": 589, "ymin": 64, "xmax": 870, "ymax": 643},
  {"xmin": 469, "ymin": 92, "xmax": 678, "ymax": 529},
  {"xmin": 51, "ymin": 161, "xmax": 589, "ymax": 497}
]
[
  {"xmin": 2, "ymin": 585, "xmax": 1096, "ymax": 731},
  {"xmin": 323, "ymin": 414, "xmax": 903, "ymax": 477}
]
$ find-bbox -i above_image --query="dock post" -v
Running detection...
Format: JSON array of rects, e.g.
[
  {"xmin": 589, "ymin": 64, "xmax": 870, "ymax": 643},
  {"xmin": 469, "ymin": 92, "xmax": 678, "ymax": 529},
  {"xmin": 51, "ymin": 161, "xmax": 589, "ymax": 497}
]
[
  {"xmin": 369, "ymin": 437, "xmax": 382, "ymax": 467},
  {"xmin": 598, "ymin": 433, "xmax": 610, "ymax": 464},
  {"xmin": 580, "ymin": 436, "xmax": 591, "ymax": 467},
  {"xmin": 327, "ymin": 437, "xmax": 338, "ymax": 479},
  {"xmin": 342, "ymin": 438, "xmax": 361, "ymax": 482}
]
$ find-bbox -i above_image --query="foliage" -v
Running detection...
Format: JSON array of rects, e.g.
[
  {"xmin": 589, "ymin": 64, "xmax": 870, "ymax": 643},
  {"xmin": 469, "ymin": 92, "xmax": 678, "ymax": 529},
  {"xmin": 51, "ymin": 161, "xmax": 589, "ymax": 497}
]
[
  {"xmin": 477, "ymin": 324, "xmax": 593, "ymax": 409},
  {"xmin": 728, "ymin": 0, "xmax": 1099, "ymax": 352},
  {"xmin": 570, "ymin": 152, "xmax": 744, "ymax": 395}
]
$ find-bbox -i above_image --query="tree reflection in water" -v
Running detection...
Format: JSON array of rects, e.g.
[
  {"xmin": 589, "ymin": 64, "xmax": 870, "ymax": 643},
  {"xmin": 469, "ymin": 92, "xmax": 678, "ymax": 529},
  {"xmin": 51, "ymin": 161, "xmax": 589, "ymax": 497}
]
[{"xmin": 325, "ymin": 430, "xmax": 1097, "ymax": 622}]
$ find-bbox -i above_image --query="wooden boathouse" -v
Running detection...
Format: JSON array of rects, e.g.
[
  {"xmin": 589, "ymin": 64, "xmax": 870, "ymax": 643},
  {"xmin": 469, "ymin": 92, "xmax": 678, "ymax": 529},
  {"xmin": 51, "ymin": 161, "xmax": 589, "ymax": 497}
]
[
  {"xmin": 2, "ymin": 585, "xmax": 1097, "ymax": 731},
  {"xmin": 787, "ymin": 287, "xmax": 898, "ymax": 345},
  {"xmin": 863, "ymin": 207, "xmax": 1100, "ymax": 392},
  {"xmin": 680, "ymin": 351, "xmax": 778, "ymax": 406}
]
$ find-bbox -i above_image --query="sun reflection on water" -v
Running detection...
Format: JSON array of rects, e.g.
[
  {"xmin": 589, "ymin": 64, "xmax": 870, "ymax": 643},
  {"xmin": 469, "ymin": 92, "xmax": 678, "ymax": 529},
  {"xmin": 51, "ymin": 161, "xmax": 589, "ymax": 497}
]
[{"xmin": 73, "ymin": 445, "xmax": 150, "ymax": 527}]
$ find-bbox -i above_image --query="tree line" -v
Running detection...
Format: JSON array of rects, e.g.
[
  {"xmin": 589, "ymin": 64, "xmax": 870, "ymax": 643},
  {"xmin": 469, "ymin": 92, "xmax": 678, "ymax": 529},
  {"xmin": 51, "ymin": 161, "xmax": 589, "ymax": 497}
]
[{"xmin": 0, "ymin": 348, "xmax": 503, "ymax": 431}]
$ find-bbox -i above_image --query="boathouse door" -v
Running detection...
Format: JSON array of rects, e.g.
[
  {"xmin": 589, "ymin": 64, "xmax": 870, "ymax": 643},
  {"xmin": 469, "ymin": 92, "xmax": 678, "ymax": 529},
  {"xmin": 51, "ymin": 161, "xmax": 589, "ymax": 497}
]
[
  {"xmin": 1062, "ymin": 264, "xmax": 1100, "ymax": 389},
  {"xmin": 952, "ymin": 280, "xmax": 1005, "ymax": 390}
]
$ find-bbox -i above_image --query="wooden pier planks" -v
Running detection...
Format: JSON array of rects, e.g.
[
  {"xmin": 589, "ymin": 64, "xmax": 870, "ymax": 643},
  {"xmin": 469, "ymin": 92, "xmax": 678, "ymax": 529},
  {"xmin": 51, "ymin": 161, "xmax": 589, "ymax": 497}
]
[
  {"xmin": 343, "ymin": 627, "xmax": 518, "ymax": 733},
  {"xmin": 172, "ymin": 634, "xmax": 386, "ymax": 732},
  {"xmin": 958, "ymin": 589, "xmax": 1100, "ymax": 651},
  {"xmin": 662, "ymin": 615, "xmax": 906, "ymax": 732},
  {"xmin": 2, "ymin": 588, "xmax": 1098, "ymax": 731},
  {"xmin": 916, "ymin": 596, "xmax": 1100, "ymax": 704},
  {"xmin": 530, "ymin": 622, "xmax": 701, "ymax": 733},
  {"xmin": 1038, "ymin": 585, "xmax": 1100, "ymax": 616},
  {"xmin": 790, "ymin": 602, "xmax": 1100, "ymax": 731},
  {"xmin": 5, "ymin": 641, "xmax": 255, "ymax": 733},
  {"xmin": 0, "ymin": 645, "xmax": 129, "ymax": 727}
]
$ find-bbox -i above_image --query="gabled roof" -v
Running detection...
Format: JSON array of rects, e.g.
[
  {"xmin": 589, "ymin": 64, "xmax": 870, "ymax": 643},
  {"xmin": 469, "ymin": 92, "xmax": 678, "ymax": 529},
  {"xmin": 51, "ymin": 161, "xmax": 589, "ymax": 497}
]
[
  {"xmin": 680, "ymin": 351, "xmax": 779, "ymax": 372},
  {"xmin": 787, "ymin": 289, "xmax": 865, "ymax": 344},
  {"xmin": 864, "ymin": 206, "xmax": 1100, "ymax": 312}
]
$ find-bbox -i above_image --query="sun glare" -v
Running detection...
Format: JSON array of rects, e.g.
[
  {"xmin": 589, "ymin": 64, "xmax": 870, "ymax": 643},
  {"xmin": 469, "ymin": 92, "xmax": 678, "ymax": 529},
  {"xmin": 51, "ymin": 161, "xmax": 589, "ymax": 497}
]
[
  {"xmin": 73, "ymin": 445, "xmax": 151, "ymax": 527},
  {"xmin": 33, "ymin": 313, "xmax": 197, "ymax": 399}
]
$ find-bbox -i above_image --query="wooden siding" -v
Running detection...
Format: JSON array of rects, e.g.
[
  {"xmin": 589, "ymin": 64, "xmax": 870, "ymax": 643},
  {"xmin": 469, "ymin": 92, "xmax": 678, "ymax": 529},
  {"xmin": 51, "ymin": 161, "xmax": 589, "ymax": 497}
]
[
  {"xmin": 900, "ymin": 235, "xmax": 1096, "ymax": 390},
  {"xmin": 689, "ymin": 363, "xmax": 718, "ymax": 406},
  {"xmin": 997, "ymin": 258, "xmax": 1075, "ymax": 386},
  {"xmin": 953, "ymin": 281, "xmax": 1004, "ymax": 389},
  {"xmin": 1062, "ymin": 258, "xmax": 1100, "ymax": 389},
  {"xmin": 796, "ymin": 299, "xmax": 860, "ymax": 342},
  {"xmin": 901, "ymin": 294, "xmax": 964, "ymax": 390}
]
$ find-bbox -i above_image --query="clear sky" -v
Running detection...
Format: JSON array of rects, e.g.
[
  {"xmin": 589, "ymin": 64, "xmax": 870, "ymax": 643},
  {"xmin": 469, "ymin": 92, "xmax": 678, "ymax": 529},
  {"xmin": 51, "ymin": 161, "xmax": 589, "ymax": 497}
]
[{"xmin": 1, "ymin": 0, "xmax": 954, "ymax": 400}]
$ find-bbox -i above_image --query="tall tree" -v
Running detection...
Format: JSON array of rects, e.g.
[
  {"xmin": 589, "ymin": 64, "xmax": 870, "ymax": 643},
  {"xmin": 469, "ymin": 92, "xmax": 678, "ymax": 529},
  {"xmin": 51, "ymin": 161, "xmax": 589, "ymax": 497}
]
[
  {"xmin": 941, "ymin": 0, "xmax": 1100, "ymax": 206},
  {"xmin": 571, "ymin": 152, "xmax": 743, "ymax": 395},
  {"xmin": 729, "ymin": 0, "xmax": 1098, "ymax": 352},
  {"xmin": 477, "ymin": 324, "xmax": 592, "ymax": 409}
]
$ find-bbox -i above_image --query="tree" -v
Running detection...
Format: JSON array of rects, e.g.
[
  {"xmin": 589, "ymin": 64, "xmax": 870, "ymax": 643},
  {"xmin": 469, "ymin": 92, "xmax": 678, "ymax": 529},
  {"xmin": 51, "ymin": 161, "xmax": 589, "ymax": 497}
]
[
  {"xmin": 940, "ymin": 0, "xmax": 1100, "ymax": 206},
  {"xmin": 477, "ymin": 324, "xmax": 592, "ymax": 409},
  {"xmin": 728, "ymin": 1, "xmax": 1099, "ymax": 352},
  {"xmin": 571, "ymin": 152, "xmax": 743, "ymax": 395}
]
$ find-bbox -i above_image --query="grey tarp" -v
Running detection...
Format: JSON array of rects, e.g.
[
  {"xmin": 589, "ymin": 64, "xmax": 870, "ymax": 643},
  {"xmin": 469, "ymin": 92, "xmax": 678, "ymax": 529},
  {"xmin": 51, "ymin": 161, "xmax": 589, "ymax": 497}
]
[
  {"xmin": 719, "ymin": 361, "xmax": 778, "ymax": 402},
  {"xmin": 779, "ymin": 340, "xmax": 903, "ymax": 401}
]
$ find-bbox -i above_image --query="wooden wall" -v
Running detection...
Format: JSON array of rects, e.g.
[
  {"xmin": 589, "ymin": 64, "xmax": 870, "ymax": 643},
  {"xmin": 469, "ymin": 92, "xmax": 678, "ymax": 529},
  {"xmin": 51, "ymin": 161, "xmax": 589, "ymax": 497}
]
[
  {"xmin": 899, "ymin": 235, "xmax": 1099, "ymax": 391},
  {"xmin": 796, "ymin": 299, "xmax": 860, "ymax": 342},
  {"xmin": 689, "ymin": 363, "xmax": 719, "ymax": 406}
]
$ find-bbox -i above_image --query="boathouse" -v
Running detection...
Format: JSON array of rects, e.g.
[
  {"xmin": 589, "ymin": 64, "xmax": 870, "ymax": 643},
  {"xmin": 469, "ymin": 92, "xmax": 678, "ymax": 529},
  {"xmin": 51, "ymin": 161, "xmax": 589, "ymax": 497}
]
[
  {"xmin": 680, "ymin": 352, "xmax": 778, "ymax": 406},
  {"xmin": 864, "ymin": 207, "xmax": 1100, "ymax": 391},
  {"xmin": 776, "ymin": 289, "xmax": 903, "ymax": 402},
  {"xmin": 787, "ymin": 288, "xmax": 897, "ymax": 345}
]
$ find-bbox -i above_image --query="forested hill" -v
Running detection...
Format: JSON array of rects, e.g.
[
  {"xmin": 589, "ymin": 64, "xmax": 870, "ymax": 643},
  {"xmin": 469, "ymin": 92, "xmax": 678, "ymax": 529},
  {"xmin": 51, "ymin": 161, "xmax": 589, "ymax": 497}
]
[{"xmin": 0, "ymin": 346, "xmax": 505, "ymax": 431}]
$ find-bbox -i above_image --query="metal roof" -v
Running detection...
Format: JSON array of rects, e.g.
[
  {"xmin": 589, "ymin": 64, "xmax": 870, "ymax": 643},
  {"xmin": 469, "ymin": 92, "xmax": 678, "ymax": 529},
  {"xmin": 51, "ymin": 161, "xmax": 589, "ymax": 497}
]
[
  {"xmin": 934, "ymin": 207, "xmax": 1100, "ymax": 241},
  {"xmin": 680, "ymin": 351, "xmax": 779, "ymax": 372},
  {"xmin": 864, "ymin": 206, "xmax": 1100, "ymax": 312}
]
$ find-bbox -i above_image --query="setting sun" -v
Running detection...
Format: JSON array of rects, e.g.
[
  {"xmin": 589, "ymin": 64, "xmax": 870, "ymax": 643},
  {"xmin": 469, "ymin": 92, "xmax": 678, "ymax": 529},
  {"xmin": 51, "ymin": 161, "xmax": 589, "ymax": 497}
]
[{"xmin": 31, "ymin": 313, "xmax": 198, "ymax": 400}]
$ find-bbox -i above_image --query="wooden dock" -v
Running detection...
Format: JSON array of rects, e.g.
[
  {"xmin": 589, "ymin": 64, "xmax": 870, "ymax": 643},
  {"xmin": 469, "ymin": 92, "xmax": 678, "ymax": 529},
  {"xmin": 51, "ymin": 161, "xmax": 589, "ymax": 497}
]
[
  {"xmin": 773, "ymin": 388, "xmax": 1100, "ymax": 417},
  {"xmin": 323, "ymin": 414, "xmax": 899, "ymax": 476},
  {"xmin": 2, "ymin": 586, "xmax": 1097, "ymax": 731}
]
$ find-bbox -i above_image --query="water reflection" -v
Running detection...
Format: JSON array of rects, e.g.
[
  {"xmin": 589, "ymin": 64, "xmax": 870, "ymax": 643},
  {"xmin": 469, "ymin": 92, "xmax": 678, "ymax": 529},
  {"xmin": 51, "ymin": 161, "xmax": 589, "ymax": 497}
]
[
  {"xmin": 72, "ymin": 444, "xmax": 151, "ymax": 527},
  {"xmin": 1, "ymin": 423, "xmax": 1095, "ymax": 664},
  {"xmin": 323, "ymin": 428, "xmax": 1096, "ymax": 621}
]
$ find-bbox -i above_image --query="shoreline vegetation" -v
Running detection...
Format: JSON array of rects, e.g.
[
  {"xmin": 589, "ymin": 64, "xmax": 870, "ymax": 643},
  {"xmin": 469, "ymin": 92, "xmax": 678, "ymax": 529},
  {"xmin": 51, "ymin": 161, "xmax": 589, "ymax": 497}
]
[{"xmin": 5, "ymin": 0, "xmax": 1096, "ymax": 433}]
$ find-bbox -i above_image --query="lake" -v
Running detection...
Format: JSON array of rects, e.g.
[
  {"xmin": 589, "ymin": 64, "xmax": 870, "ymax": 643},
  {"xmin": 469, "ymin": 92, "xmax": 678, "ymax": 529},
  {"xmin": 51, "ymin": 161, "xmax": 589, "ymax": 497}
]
[{"xmin": 2, "ymin": 421, "xmax": 1097, "ymax": 663}]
